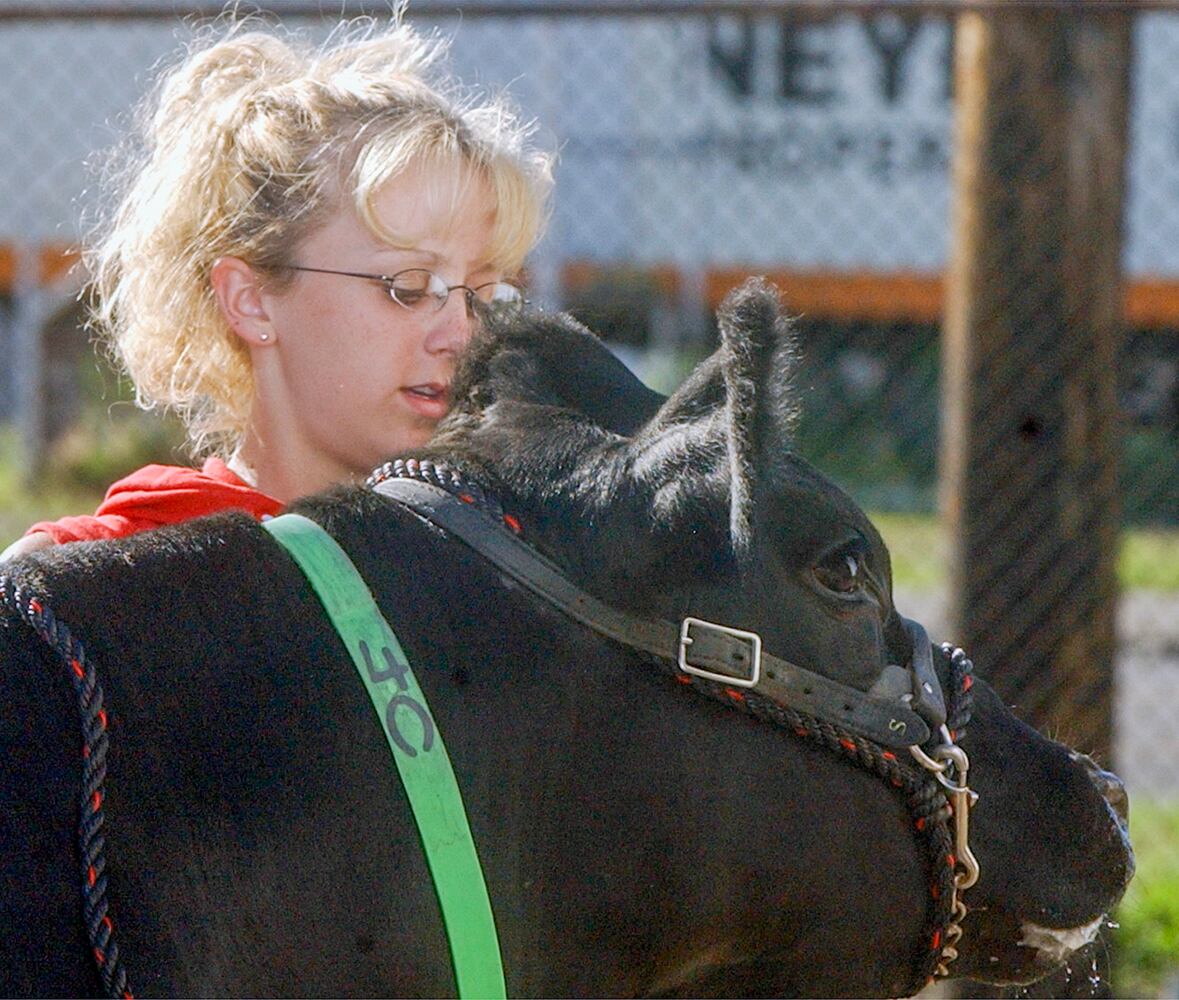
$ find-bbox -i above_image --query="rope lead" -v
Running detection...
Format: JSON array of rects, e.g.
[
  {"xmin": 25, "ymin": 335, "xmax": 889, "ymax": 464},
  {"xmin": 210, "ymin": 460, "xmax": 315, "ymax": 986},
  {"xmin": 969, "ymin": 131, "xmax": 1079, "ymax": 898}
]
[{"xmin": 0, "ymin": 576, "xmax": 132, "ymax": 1000}]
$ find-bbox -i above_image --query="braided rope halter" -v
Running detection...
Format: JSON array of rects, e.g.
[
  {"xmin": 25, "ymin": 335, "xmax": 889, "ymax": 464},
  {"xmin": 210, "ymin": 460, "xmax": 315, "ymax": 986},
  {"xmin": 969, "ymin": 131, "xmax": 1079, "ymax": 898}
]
[{"xmin": 370, "ymin": 458, "xmax": 980, "ymax": 992}]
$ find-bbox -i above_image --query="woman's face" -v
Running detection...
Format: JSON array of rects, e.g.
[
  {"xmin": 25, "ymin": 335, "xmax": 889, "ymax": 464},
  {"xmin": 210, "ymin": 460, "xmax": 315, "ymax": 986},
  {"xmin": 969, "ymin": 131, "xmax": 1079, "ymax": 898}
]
[{"xmin": 247, "ymin": 159, "xmax": 503, "ymax": 497}]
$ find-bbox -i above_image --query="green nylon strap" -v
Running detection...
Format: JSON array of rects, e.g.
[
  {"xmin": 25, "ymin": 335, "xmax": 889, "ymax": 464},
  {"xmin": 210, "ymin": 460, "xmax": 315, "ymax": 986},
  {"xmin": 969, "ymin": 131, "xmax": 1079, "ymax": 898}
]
[{"xmin": 263, "ymin": 512, "xmax": 506, "ymax": 1000}]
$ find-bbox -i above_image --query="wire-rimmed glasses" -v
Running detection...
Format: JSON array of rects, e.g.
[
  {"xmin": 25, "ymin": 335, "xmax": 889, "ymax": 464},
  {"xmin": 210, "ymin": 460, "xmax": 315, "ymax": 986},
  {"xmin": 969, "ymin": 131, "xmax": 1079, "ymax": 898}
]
[{"xmin": 285, "ymin": 265, "xmax": 525, "ymax": 315}]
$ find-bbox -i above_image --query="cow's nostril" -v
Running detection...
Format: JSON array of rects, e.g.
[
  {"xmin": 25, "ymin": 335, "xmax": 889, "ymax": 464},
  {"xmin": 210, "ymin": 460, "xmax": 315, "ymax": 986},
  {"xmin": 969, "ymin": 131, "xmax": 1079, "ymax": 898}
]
[
  {"xmin": 1097, "ymin": 769, "xmax": 1130, "ymax": 827},
  {"xmin": 1073, "ymin": 751, "xmax": 1130, "ymax": 828}
]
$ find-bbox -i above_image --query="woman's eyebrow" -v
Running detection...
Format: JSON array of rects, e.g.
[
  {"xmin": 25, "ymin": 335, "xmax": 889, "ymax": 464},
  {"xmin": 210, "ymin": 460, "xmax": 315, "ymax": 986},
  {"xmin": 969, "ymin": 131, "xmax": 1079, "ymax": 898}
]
[
  {"xmin": 373, "ymin": 246, "xmax": 438, "ymax": 263},
  {"xmin": 372, "ymin": 246, "xmax": 500, "ymax": 275}
]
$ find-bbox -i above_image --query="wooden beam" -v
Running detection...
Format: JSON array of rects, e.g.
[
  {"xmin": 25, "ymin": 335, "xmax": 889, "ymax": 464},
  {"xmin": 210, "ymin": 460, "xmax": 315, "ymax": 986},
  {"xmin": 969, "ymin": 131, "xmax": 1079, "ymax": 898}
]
[
  {"xmin": 562, "ymin": 262, "xmax": 1179, "ymax": 329},
  {"xmin": 941, "ymin": 9, "xmax": 1130, "ymax": 761},
  {"xmin": 706, "ymin": 268, "xmax": 944, "ymax": 323},
  {"xmin": 0, "ymin": 242, "xmax": 81, "ymax": 293}
]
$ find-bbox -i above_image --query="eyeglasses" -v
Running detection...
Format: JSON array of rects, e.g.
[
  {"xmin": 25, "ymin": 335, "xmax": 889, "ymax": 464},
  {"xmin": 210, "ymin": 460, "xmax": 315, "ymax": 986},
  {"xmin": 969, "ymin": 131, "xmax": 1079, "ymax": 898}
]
[{"xmin": 285, "ymin": 265, "xmax": 525, "ymax": 315}]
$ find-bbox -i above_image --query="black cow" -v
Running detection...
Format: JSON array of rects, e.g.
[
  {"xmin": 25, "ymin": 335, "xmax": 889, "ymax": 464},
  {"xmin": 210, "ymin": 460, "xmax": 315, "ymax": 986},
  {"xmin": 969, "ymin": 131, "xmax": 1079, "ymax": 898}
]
[{"xmin": 0, "ymin": 281, "xmax": 1132, "ymax": 998}]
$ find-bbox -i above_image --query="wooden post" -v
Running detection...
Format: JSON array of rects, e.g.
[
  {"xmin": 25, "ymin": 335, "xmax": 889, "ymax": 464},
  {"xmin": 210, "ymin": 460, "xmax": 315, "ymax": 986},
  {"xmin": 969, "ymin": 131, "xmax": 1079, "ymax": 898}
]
[{"xmin": 941, "ymin": 10, "xmax": 1130, "ymax": 763}]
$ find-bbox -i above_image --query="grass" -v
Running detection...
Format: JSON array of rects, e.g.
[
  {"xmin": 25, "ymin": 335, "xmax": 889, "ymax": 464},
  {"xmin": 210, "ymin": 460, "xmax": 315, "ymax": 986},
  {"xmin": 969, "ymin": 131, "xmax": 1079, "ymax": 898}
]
[
  {"xmin": 872, "ymin": 511, "xmax": 1179, "ymax": 592},
  {"xmin": 0, "ymin": 400, "xmax": 185, "ymax": 550},
  {"xmin": 1119, "ymin": 528, "xmax": 1179, "ymax": 591},
  {"xmin": 1113, "ymin": 799, "xmax": 1179, "ymax": 998},
  {"xmin": 0, "ymin": 432, "xmax": 106, "ymax": 548},
  {"xmin": 872, "ymin": 511, "xmax": 947, "ymax": 591}
]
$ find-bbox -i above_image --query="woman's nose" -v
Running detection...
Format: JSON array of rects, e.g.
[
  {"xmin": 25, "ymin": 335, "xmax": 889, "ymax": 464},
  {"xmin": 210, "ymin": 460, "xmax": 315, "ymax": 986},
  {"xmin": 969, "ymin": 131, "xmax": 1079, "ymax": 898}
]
[{"xmin": 423, "ymin": 292, "xmax": 474, "ymax": 354}]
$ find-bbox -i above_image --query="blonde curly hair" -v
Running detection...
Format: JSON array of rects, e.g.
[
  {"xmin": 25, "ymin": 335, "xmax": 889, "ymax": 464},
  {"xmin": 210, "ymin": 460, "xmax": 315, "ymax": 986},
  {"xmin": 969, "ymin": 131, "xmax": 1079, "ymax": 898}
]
[{"xmin": 87, "ymin": 12, "xmax": 553, "ymax": 457}]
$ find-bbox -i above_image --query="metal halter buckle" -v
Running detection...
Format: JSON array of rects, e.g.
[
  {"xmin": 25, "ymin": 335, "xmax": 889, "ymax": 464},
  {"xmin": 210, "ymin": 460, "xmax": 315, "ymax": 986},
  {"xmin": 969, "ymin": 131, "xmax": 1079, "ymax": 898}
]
[
  {"xmin": 910, "ymin": 723, "xmax": 981, "ymax": 979},
  {"xmin": 677, "ymin": 617, "xmax": 762, "ymax": 687}
]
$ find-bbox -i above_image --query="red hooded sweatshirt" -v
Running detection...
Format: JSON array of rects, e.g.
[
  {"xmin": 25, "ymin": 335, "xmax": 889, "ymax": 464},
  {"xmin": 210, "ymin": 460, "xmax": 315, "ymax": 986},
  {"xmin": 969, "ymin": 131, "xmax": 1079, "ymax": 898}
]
[{"xmin": 26, "ymin": 458, "xmax": 284, "ymax": 544}]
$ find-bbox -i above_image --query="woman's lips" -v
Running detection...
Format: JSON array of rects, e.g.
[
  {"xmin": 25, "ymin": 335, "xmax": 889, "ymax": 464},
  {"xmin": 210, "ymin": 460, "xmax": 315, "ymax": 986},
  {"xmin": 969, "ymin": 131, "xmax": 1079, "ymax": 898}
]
[{"xmin": 401, "ymin": 383, "xmax": 450, "ymax": 420}]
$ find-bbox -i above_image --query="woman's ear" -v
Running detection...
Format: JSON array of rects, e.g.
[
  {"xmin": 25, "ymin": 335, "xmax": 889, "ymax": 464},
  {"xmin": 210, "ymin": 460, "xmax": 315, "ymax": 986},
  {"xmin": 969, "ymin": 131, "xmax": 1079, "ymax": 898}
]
[{"xmin": 210, "ymin": 256, "xmax": 277, "ymax": 346}]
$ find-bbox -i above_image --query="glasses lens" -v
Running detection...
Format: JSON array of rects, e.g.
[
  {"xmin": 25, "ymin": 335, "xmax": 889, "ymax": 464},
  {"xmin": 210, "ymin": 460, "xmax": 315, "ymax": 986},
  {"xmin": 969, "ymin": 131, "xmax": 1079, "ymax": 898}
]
[
  {"xmin": 389, "ymin": 269, "xmax": 446, "ymax": 312},
  {"xmin": 474, "ymin": 281, "xmax": 524, "ymax": 307}
]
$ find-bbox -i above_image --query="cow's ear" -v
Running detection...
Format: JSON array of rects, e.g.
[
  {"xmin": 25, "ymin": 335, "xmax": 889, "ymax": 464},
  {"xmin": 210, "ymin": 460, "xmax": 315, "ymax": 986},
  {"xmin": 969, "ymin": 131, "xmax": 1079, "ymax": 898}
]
[
  {"xmin": 717, "ymin": 278, "xmax": 800, "ymax": 555},
  {"xmin": 448, "ymin": 309, "xmax": 666, "ymax": 435},
  {"xmin": 627, "ymin": 278, "xmax": 798, "ymax": 556}
]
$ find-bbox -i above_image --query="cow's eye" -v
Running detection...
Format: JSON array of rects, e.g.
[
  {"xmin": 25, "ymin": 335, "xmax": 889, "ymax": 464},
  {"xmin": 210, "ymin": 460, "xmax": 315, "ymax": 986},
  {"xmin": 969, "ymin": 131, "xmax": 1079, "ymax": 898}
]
[{"xmin": 813, "ymin": 545, "xmax": 866, "ymax": 596}]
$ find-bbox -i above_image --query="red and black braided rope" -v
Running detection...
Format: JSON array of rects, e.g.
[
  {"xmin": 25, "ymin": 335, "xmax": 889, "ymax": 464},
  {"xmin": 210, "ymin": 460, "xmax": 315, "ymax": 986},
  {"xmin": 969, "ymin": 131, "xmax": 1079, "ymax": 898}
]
[
  {"xmin": 664, "ymin": 642, "xmax": 974, "ymax": 994},
  {"xmin": 0, "ymin": 576, "xmax": 132, "ymax": 1000}
]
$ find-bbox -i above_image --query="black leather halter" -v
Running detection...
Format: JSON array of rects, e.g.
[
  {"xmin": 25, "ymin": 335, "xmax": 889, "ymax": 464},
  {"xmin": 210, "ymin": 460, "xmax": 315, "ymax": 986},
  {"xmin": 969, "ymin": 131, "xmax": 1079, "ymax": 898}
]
[{"xmin": 371, "ymin": 472, "xmax": 948, "ymax": 750}]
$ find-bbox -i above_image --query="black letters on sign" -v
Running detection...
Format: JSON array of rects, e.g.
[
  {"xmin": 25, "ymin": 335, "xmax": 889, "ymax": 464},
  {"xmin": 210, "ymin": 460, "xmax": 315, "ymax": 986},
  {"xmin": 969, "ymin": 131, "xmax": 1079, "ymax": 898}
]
[
  {"xmin": 706, "ymin": 13, "xmax": 954, "ymax": 107},
  {"xmin": 862, "ymin": 14, "xmax": 921, "ymax": 104},
  {"xmin": 778, "ymin": 17, "xmax": 835, "ymax": 104},
  {"xmin": 708, "ymin": 14, "xmax": 755, "ymax": 97}
]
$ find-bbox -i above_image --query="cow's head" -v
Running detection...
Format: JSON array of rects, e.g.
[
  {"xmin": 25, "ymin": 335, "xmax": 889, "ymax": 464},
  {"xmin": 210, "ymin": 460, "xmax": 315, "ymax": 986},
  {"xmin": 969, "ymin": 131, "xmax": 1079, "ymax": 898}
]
[
  {"xmin": 427, "ymin": 279, "xmax": 1133, "ymax": 989},
  {"xmin": 440, "ymin": 279, "xmax": 922, "ymax": 694}
]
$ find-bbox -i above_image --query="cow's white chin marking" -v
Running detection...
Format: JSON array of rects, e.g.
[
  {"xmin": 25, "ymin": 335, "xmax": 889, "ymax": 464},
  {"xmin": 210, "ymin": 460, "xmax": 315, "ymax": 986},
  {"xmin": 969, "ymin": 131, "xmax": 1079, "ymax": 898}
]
[{"xmin": 1017, "ymin": 915, "xmax": 1105, "ymax": 962}]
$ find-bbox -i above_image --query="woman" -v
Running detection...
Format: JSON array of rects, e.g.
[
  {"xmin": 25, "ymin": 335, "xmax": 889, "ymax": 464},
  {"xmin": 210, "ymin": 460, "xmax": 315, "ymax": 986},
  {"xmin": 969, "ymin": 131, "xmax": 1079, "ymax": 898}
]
[{"xmin": 2, "ymin": 13, "xmax": 552, "ymax": 560}]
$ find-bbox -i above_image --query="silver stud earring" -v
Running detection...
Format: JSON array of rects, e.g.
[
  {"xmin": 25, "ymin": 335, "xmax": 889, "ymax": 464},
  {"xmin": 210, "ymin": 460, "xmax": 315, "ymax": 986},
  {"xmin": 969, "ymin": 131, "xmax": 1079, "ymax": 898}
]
[{"xmin": 259, "ymin": 333, "xmax": 270, "ymax": 341}]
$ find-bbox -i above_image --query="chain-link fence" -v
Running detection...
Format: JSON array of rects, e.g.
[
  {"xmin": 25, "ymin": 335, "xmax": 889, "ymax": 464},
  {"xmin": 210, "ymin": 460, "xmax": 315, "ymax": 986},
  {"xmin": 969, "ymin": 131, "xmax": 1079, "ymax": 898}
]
[{"xmin": 0, "ymin": 2, "xmax": 1175, "ymax": 996}]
